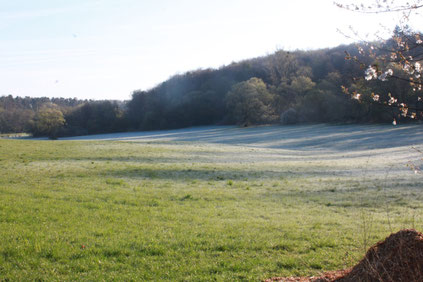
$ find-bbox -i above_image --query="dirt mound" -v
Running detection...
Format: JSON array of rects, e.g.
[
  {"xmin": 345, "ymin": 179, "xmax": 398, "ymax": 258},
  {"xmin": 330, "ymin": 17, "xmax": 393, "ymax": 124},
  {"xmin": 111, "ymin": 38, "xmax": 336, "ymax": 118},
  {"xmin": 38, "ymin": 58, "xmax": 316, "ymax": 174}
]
[
  {"xmin": 339, "ymin": 229, "xmax": 423, "ymax": 281},
  {"xmin": 267, "ymin": 229, "xmax": 423, "ymax": 282}
]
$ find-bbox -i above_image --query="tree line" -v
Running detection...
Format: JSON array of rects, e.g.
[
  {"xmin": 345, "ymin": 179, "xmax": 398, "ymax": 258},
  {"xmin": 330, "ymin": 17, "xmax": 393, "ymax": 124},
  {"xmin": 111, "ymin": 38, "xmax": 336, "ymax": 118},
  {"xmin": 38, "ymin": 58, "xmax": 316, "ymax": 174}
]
[
  {"xmin": 0, "ymin": 96, "xmax": 126, "ymax": 138},
  {"xmin": 1, "ymin": 40, "xmax": 421, "ymax": 139}
]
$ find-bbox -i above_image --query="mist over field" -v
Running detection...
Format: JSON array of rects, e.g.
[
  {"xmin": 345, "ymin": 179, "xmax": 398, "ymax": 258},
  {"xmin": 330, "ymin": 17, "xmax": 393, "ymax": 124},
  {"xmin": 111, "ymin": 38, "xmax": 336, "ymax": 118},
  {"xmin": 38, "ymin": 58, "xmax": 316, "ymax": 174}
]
[{"xmin": 60, "ymin": 124, "xmax": 423, "ymax": 151}]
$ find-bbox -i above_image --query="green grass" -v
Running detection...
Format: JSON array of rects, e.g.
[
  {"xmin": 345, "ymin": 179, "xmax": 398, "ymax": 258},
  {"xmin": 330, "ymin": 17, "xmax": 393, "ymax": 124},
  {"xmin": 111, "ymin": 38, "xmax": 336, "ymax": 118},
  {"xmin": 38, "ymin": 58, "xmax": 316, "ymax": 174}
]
[{"xmin": 0, "ymin": 139, "xmax": 422, "ymax": 281}]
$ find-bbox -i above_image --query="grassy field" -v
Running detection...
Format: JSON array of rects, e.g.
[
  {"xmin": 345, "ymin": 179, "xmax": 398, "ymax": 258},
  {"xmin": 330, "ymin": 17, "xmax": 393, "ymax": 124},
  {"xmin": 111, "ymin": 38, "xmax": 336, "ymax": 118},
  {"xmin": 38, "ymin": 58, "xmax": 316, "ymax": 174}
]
[{"xmin": 1, "ymin": 125, "xmax": 423, "ymax": 281}]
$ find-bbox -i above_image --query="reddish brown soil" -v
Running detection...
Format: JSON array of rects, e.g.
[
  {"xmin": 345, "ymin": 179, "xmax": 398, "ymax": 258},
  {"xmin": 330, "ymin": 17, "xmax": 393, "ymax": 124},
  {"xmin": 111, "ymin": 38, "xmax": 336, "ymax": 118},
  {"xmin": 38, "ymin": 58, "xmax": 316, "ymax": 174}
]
[
  {"xmin": 266, "ymin": 229, "xmax": 423, "ymax": 282},
  {"xmin": 265, "ymin": 269, "xmax": 349, "ymax": 282}
]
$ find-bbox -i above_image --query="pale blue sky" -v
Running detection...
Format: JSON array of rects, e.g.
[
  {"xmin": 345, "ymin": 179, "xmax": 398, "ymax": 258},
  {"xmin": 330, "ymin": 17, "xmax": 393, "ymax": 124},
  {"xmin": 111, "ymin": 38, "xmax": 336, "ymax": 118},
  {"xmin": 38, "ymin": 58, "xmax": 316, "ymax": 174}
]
[{"xmin": 0, "ymin": 0, "xmax": 415, "ymax": 100}]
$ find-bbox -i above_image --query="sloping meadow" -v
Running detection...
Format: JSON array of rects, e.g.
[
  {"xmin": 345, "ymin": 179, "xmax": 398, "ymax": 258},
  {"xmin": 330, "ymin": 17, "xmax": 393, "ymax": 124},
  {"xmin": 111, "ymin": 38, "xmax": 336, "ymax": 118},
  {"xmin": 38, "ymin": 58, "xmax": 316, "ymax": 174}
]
[{"xmin": 1, "ymin": 125, "xmax": 423, "ymax": 280}]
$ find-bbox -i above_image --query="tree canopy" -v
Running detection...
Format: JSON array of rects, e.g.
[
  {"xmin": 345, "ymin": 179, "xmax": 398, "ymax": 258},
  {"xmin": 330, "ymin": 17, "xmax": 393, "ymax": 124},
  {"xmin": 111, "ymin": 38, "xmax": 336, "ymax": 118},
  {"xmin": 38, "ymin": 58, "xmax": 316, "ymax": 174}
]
[
  {"xmin": 31, "ymin": 105, "xmax": 65, "ymax": 139},
  {"xmin": 225, "ymin": 77, "xmax": 276, "ymax": 125}
]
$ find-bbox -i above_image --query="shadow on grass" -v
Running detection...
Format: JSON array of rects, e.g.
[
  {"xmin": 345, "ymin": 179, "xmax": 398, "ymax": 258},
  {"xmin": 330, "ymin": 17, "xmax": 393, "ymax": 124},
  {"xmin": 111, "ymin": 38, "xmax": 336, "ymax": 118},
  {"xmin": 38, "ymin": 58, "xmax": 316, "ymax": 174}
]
[
  {"xmin": 60, "ymin": 124, "xmax": 423, "ymax": 152},
  {"xmin": 100, "ymin": 166, "xmax": 350, "ymax": 181},
  {"xmin": 263, "ymin": 184, "xmax": 423, "ymax": 209}
]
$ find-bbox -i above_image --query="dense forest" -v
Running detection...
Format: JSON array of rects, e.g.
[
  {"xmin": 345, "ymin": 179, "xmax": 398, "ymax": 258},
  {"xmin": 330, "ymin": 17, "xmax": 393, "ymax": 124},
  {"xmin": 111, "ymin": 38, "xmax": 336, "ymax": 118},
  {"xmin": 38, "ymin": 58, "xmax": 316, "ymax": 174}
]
[{"xmin": 1, "ymin": 41, "xmax": 422, "ymax": 138}]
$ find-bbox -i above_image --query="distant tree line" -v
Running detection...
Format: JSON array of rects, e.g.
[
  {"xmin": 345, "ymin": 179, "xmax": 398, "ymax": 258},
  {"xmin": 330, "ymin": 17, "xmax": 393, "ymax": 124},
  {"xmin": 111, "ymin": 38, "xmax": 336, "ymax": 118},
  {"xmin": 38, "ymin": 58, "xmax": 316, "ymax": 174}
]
[
  {"xmin": 1, "ymin": 41, "xmax": 421, "ymax": 139},
  {"xmin": 0, "ymin": 96, "xmax": 126, "ymax": 138}
]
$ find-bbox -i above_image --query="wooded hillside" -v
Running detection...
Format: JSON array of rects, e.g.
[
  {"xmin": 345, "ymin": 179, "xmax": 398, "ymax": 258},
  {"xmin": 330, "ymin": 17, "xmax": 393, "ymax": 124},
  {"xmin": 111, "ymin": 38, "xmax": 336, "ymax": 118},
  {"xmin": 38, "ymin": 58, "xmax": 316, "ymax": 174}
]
[{"xmin": 1, "ymin": 41, "xmax": 421, "ymax": 138}]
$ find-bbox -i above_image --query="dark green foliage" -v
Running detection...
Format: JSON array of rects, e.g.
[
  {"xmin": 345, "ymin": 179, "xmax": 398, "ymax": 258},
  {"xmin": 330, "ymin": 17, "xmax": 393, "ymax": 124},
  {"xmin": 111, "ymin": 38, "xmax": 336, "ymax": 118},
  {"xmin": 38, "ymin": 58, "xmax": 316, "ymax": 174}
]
[
  {"xmin": 125, "ymin": 42, "xmax": 411, "ymax": 130},
  {"xmin": 280, "ymin": 108, "xmax": 298, "ymax": 124},
  {"xmin": 64, "ymin": 101, "xmax": 127, "ymax": 136},
  {"xmin": 126, "ymin": 68, "xmax": 232, "ymax": 130}
]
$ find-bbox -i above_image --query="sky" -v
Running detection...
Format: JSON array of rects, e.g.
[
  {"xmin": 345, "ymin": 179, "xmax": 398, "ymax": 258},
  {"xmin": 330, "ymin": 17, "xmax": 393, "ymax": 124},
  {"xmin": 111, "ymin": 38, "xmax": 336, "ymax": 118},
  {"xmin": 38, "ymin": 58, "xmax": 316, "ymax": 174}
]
[{"xmin": 0, "ymin": 0, "xmax": 419, "ymax": 100}]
